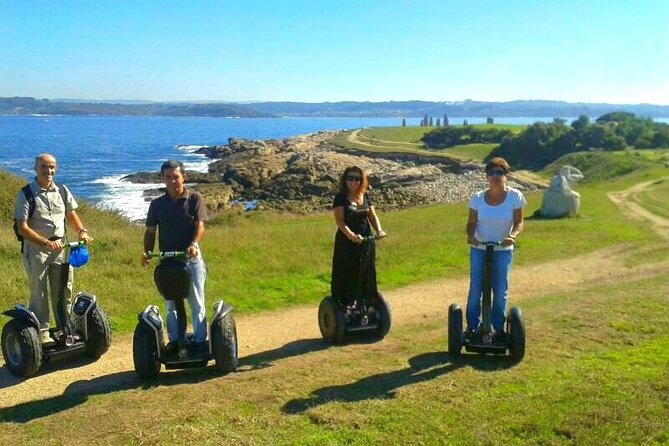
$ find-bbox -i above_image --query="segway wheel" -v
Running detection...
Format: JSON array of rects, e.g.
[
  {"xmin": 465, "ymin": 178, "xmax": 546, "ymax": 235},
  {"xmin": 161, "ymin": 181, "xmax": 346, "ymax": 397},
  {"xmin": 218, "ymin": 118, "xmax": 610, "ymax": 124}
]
[
  {"xmin": 318, "ymin": 297, "xmax": 346, "ymax": 344},
  {"xmin": 84, "ymin": 306, "xmax": 112, "ymax": 359},
  {"xmin": 211, "ymin": 313, "xmax": 238, "ymax": 374},
  {"xmin": 448, "ymin": 303, "xmax": 463, "ymax": 358},
  {"xmin": 1, "ymin": 319, "xmax": 43, "ymax": 377},
  {"xmin": 507, "ymin": 306, "xmax": 526, "ymax": 362},
  {"xmin": 373, "ymin": 292, "xmax": 392, "ymax": 339},
  {"xmin": 132, "ymin": 324, "xmax": 161, "ymax": 379}
]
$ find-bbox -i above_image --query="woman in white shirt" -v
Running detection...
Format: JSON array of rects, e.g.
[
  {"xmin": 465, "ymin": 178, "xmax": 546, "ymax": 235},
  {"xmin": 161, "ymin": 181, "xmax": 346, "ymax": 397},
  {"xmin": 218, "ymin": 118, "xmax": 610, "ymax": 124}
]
[{"xmin": 465, "ymin": 157, "xmax": 526, "ymax": 340}]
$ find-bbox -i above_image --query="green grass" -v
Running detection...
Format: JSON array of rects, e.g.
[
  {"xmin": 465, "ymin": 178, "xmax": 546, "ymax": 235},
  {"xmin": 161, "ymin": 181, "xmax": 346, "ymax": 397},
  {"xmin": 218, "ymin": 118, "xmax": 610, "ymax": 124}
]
[
  {"xmin": 634, "ymin": 179, "xmax": 669, "ymax": 219},
  {"xmin": 440, "ymin": 142, "xmax": 497, "ymax": 161},
  {"xmin": 333, "ymin": 125, "xmax": 526, "ymax": 162},
  {"xmin": 359, "ymin": 124, "xmax": 526, "ymax": 144},
  {"xmin": 359, "ymin": 126, "xmax": 430, "ymax": 144},
  {"xmin": 1, "ymin": 148, "xmax": 669, "ymax": 444},
  {"xmin": 2, "ymin": 271, "xmax": 667, "ymax": 445},
  {"xmin": 331, "ymin": 131, "xmax": 454, "ymax": 158},
  {"xmin": 544, "ymin": 149, "xmax": 669, "ymax": 183}
]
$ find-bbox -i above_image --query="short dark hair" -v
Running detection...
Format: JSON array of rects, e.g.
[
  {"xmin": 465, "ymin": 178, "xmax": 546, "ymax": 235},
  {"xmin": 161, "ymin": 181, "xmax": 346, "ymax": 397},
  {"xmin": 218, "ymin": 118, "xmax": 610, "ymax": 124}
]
[
  {"xmin": 160, "ymin": 160, "xmax": 185, "ymax": 175},
  {"xmin": 485, "ymin": 157, "xmax": 510, "ymax": 174}
]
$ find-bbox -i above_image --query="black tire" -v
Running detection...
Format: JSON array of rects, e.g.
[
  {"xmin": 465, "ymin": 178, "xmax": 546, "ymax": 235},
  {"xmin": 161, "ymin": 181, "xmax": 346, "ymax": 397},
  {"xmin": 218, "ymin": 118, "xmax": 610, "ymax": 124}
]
[
  {"xmin": 211, "ymin": 314, "xmax": 238, "ymax": 374},
  {"xmin": 84, "ymin": 306, "xmax": 111, "ymax": 359},
  {"xmin": 373, "ymin": 292, "xmax": 392, "ymax": 339},
  {"xmin": 318, "ymin": 297, "xmax": 346, "ymax": 344},
  {"xmin": 448, "ymin": 303, "xmax": 463, "ymax": 358},
  {"xmin": 508, "ymin": 306, "xmax": 526, "ymax": 362},
  {"xmin": 1, "ymin": 319, "xmax": 42, "ymax": 377},
  {"xmin": 132, "ymin": 324, "xmax": 161, "ymax": 379}
]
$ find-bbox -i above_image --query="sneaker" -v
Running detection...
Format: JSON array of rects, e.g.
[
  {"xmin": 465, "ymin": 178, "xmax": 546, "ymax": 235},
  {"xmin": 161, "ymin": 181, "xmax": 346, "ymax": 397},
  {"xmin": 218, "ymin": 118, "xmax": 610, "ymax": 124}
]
[
  {"xmin": 494, "ymin": 329, "xmax": 507, "ymax": 343},
  {"xmin": 164, "ymin": 341, "xmax": 178, "ymax": 355},
  {"xmin": 40, "ymin": 330, "xmax": 56, "ymax": 347},
  {"xmin": 463, "ymin": 328, "xmax": 477, "ymax": 343}
]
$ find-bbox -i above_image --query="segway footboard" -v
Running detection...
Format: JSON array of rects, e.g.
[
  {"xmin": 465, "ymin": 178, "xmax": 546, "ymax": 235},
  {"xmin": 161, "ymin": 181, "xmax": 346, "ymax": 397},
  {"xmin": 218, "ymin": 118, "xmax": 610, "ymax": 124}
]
[{"xmin": 463, "ymin": 341, "xmax": 508, "ymax": 355}]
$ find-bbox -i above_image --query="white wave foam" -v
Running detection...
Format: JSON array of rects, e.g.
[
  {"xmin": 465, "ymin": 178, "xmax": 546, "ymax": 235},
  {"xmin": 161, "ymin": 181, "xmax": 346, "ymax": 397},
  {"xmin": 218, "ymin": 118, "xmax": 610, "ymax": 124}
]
[
  {"xmin": 91, "ymin": 175, "xmax": 163, "ymax": 222},
  {"xmin": 183, "ymin": 159, "xmax": 210, "ymax": 173},
  {"xmin": 177, "ymin": 144, "xmax": 208, "ymax": 152},
  {"xmin": 177, "ymin": 144, "xmax": 211, "ymax": 173}
]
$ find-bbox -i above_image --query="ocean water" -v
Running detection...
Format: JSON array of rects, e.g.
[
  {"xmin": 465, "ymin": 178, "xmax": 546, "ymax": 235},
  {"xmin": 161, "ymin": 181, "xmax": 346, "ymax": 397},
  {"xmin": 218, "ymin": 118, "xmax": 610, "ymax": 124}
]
[{"xmin": 3, "ymin": 115, "xmax": 661, "ymax": 221}]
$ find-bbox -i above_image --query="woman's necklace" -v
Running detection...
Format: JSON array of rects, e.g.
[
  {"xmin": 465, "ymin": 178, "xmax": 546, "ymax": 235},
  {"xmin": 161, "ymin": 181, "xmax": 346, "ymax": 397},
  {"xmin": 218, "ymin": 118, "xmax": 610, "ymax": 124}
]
[{"xmin": 348, "ymin": 193, "xmax": 363, "ymax": 205}]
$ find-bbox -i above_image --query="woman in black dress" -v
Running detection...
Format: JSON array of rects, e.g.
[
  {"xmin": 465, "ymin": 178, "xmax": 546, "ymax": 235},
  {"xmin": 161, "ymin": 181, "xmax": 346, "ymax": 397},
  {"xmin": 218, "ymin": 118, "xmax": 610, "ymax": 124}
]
[{"xmin": 331, "ymin": 166, "xmax": 386, "ymax": 306}]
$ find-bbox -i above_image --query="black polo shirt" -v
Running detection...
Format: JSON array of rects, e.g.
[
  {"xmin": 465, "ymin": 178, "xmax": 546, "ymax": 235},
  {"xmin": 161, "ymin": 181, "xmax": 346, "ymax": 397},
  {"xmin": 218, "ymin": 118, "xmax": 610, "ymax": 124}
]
[{"xmin": 145, "ymin": 188, "xmax": 208, "ymax": 252}]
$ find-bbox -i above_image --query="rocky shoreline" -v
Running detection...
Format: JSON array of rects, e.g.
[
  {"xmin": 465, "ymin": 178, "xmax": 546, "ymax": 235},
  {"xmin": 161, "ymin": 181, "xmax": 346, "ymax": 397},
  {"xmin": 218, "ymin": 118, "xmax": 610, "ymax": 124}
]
[{"xmin": 121, "ymin": 131, "xmax": 541, "ymax": 214}]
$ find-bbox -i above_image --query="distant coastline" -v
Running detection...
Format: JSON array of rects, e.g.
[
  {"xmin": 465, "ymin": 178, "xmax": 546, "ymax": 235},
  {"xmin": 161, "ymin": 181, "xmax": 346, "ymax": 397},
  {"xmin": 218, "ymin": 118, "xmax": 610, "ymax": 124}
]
[{"xmin": 3, "ymin": 97, "xmax": 669, "ymax": 118}]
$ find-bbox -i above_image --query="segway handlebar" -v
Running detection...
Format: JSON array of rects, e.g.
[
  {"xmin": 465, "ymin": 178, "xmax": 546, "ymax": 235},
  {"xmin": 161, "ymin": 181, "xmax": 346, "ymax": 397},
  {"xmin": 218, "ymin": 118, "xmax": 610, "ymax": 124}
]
[
  {"xmin": 146, "ymin": 251, "xmax": 188, "ymax": 260},
  {"xmin": 361, "ymin": 233, "xmax": 388, "ymax": 242},
  {"xmin": 476, "ymin": 241, "xmax": 502, "ymax": 247},
  {"xmin": 65, "ymin": 240, "xmax": 87, "ymax": 249}
]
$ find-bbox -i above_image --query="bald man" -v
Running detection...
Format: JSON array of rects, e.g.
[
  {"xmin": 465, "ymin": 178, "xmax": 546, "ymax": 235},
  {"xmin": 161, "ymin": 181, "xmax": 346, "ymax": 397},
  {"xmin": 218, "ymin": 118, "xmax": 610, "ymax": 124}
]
[{"xmin": 14, "ymin": 153, "xmax": 93, "ymax": 346}]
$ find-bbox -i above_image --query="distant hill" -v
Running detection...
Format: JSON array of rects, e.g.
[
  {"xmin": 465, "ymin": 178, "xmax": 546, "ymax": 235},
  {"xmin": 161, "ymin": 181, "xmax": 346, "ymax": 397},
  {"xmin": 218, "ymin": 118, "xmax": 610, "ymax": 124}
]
[
  {"xmin": 0, "ymin": 97, "xmax": 274, "ymax": 118},
  {"xmin": 2, "ymin": 97, "xmax": 669, "ymax": 118},
  {"xmin": 244, "ymin": 100, "xmax": 669, "ymax": 118}
]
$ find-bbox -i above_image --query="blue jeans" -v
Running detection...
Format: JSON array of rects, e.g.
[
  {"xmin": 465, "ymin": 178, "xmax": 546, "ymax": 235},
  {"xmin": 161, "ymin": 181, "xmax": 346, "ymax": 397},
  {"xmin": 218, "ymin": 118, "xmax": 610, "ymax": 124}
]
[
  {"xmin": 165, "ymin": 256, "xmax": 207, "ymax": 343},
  {"xmin": 466, "ymin": 247, "xmax": 513, "ymax": 333}
]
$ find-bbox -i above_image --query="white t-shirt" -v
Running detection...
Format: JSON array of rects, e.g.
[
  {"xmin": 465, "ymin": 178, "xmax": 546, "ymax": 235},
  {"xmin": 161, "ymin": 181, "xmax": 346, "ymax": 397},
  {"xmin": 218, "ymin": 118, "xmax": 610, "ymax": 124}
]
[{"xmin": 469, "ymin": 187, "xmax": 527, "ymax": 251}]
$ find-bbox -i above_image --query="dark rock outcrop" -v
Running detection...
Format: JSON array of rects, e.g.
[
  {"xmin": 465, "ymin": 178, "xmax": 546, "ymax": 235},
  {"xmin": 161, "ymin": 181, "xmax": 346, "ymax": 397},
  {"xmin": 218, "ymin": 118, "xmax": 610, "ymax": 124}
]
[{"xmin": 123, "ymin": 131, "xmax": 543, "ymax": 214}]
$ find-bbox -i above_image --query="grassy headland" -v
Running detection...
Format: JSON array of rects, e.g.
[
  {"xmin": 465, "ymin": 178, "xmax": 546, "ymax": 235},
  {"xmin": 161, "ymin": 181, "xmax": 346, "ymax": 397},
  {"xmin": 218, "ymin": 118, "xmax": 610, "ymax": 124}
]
[
  {"xmin": 1, "ymin": 147, "xmax": 666, "ymax": 333},
  {"xmin": 334, "ymin": 124, "xmax": 525, "ymax": 162}
]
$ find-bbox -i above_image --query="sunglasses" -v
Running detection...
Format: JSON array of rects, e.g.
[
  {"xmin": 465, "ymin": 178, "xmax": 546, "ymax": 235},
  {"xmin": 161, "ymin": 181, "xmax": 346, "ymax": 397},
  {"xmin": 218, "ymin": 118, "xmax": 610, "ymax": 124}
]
[
  {"xmin": 486, "ymin": 168, "xmax": 506, "ymax": 177},
  {"xmin": 346, "ymin": 175, "xmax": 362, "ymax": 182}
]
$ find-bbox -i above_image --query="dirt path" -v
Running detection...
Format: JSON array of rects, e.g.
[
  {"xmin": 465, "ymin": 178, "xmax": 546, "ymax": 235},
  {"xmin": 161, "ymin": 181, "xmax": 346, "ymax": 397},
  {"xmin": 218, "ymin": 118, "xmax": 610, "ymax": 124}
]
[
  {"xmin": 346, "ymin": 129, "xmax": 412, "ymax": 150},
  {"xmin": 1, "ymin": 178, "xmax": 666, "ymax": 409},
  {"xmin": 349, "ymin": 130, "xmax": 423, "ymax": 147},
  {"xmin": 608, "ymin": 178, "xmax": 669, "ymax": 241},
  {"xmin": 2, "ymin": 244, "xmax": 666, "ymax": 409}
]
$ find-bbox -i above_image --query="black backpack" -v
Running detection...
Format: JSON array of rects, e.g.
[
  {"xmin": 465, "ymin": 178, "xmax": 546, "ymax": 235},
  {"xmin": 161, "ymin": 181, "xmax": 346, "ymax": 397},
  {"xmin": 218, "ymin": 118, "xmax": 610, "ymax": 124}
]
[{"xmin": 13, "ymin": 183, "xmax": 68, "ymax": 251}]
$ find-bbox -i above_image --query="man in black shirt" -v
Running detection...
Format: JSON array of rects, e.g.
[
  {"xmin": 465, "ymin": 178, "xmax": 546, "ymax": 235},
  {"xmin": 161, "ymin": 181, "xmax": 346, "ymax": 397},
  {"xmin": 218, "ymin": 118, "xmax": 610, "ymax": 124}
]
[{"xmin": 142, "ymin": 160, "xmax": 208, "ymax": 350}]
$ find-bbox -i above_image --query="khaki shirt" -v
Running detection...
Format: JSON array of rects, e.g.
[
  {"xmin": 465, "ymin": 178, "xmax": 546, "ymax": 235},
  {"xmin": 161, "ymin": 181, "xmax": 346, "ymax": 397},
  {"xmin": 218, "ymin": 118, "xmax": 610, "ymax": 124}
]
[{"xmin": 14, "ymin": 179, "xmax": 78, "ymax": 249}]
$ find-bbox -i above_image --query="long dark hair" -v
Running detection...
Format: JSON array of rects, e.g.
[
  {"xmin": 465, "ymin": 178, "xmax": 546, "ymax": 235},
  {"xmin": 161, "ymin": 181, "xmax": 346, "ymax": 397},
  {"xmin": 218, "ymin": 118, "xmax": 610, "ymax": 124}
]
[{"xmin": 338, "ymin": 166, "xmax": 368, "ymax": 196}]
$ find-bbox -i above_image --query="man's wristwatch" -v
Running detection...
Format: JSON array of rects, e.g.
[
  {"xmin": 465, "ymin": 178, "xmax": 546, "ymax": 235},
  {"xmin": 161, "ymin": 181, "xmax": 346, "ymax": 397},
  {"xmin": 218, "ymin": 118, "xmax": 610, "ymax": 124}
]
[
  {"xmin": 79, "ymin": 228, "xmax": 88, "ymax": 235},
  {"xmin": 190, "ymin": 242, "xmax": 200, "ymax": 249}
]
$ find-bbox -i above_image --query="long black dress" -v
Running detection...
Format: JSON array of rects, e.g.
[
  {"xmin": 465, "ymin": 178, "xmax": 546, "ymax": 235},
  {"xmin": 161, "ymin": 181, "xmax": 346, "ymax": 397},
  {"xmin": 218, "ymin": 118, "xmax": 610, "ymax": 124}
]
[{"xmin": 331, "ymin": 193, "xmax": 378, "ymax": 305}]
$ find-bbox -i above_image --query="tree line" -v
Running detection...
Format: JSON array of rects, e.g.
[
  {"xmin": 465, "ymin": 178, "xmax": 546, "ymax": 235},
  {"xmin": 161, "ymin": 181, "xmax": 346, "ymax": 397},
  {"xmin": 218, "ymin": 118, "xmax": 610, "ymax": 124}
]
[
  {"xmin": 421, "ymin": 124, "xmax": 513, "ymax": 148},
  {"xmin": 487, "ymin": 112, "xmax": 669, "ymax": 169}
]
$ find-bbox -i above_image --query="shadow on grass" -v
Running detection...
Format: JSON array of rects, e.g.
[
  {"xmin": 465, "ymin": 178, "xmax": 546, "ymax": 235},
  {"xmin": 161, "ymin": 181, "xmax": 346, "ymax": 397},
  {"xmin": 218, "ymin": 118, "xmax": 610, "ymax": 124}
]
[
  {"xmin": 0, "ymin": 337, "xmax": 334, "ymax": 423},
  {"xmin": 283, "ymin": 351, "xmax": 516, "ymax": 414},
  {"xmin": 0, "ymin": 355, "xmax": 101, "ymax": 390},
  {"xmin": 238, "ymin": 338, "xmax": 331, "ymax": 372},
  {"xmin": 0, "ymin": 365, "xmax": 229, "ymax": 423}
]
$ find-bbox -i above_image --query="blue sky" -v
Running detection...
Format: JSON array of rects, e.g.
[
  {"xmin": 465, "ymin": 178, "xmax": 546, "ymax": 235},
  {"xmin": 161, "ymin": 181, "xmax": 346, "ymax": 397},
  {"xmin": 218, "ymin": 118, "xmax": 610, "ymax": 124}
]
[{"xmin": 1, "ymin": 0, "xmax": 667, "ymax": 104}]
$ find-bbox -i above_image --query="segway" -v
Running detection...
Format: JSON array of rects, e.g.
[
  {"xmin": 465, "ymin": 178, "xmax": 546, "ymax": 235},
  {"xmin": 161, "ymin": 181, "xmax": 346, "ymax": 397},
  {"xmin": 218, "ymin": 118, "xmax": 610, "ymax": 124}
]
[
  {"xmin": 318, "ymin": 235, "xmax": 391, "ymax": 344},
  {"xmin": 1, "ymin": 241, "xmax": 111, "ymax": 377},
  {"xmin": 448, "ymin": 241, "xmax": 525, "ymax": 361},
  {"xmin": 132, "ymin": 250, "xmax": 238, "ymax": 379}
]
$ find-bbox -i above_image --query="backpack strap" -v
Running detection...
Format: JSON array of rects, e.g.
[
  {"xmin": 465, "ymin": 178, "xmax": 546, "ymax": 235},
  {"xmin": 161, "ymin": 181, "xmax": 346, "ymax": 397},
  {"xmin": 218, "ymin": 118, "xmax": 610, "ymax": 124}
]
[
  {"xmin": 16, "ymin": 184, "xmax": 35, "ymax": 253},
  {"xmin": 23, "ymin": 184, "xmax": 36, "ymax": 219},
  {"xmin": 54, "ymin": 182, "xmax": 70, "ymax": 236}
]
